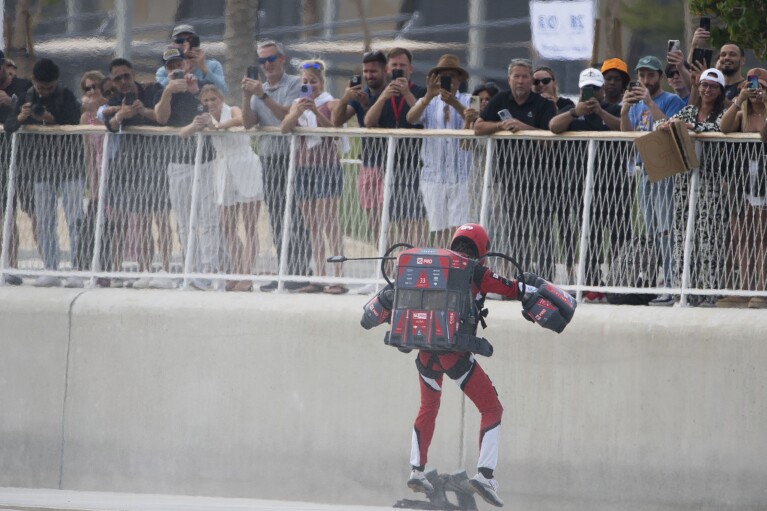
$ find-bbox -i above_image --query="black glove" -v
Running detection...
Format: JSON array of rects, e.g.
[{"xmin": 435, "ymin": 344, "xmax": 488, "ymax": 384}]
[
  {"xmin": 360, "ymin": 284, "xmax": 394, "ymax": 330},
  {"xmin": 519, "ymin": 273, "xmax": 577, "ymax": 333}
]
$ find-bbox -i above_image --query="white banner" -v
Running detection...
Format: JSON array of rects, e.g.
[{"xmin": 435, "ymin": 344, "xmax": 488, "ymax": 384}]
[{"xmin": 530, "ymin": 0, "xmax": 594, "ymax": 60}]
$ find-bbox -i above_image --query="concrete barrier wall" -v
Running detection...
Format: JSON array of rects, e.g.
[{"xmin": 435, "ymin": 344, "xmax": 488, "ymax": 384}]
[{"xmin": 2, "ymin": 287, "xmax": 767, "ymax": 510}]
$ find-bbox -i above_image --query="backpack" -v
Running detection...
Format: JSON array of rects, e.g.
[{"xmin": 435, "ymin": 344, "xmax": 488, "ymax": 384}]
[{"xmin": 605, "ymin": 236, "xmax": 659, "ymax": 305}]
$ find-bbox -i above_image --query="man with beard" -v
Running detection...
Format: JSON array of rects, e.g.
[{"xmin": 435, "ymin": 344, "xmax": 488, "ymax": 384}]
[
  {"xmin": 621, "ymin": 56, "xmax": 685, "ymax": 306},
  {"xmin": 331, "ymin": 50, "xmax": 387, "ymax": 241},
  {"xmin": 689, "ymin": 27, "xmax": 745, "ymax": 102}
]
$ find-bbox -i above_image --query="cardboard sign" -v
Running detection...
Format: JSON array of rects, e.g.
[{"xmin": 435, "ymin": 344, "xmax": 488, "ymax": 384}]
[{"xmin": 634, "ymin": 120, "xmax": 699, "ymax": 182}]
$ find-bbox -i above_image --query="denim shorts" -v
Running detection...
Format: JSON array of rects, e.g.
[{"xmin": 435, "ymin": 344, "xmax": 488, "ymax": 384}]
[{"xmin": 294, "ymin": 166, "xmax": 343, "ymax": 200}]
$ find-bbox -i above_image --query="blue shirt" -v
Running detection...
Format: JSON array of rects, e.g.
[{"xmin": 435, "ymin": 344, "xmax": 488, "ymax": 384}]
[
  {"xmin": 415, "ymin": 92, "xmax": 472, "ymax": 183},
  {"xmin": 628, "ymin": 91, "xmax": 685, "ymax": 168},
  {"xmin": 155, "ymin": 58, "xmax": 228, "ymax": 95}
]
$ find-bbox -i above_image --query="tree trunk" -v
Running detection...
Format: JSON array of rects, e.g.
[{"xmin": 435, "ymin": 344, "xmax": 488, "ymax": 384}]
[
  {"xmin": 224, "ymin": 0, "xmax": 258, "ymax": 105},
  {"xmin": 300, "ymin": 0, "xmax": 320, "ymax": 39},
  {"xmin": 5, "ymin": 0, "xmax": 36, "ymax": 79}
]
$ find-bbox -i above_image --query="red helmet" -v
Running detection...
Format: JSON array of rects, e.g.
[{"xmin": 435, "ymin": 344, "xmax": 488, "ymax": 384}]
[{"xmin": 450, "ymin": 223, "xmax": 490, "ymax": 258}]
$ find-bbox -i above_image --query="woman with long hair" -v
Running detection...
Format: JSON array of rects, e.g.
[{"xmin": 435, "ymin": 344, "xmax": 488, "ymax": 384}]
[
  {"xmin": 193, "ymin": 84, "xmax": 264, "ymax": 291},
  {"xmin": 657, "ymin": 68, "xmax": 727, "ymax": 303},
  {"xmin": 280, "ymin": 60, "xmax": 346, "ymax": 294},
  {"xmin": 718, "ymin": 68, "xmax": 767, "ymax": 308}
]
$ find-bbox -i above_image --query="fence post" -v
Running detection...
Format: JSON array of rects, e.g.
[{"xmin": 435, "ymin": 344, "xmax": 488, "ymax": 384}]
[
  {"xmin": 575, "ymin": 139, "xmax": 597, "ymax": 300},
  {"xmin": 479, "ymin": 138, "xmax": 495, "ymax": 228},
  {"xmin": 679, "ymin": 140, "xmax": 703, "ymax": 306},
  {"xmin": 276, "ymin": 135, "xmax": 298, "ymax": 291},
  {"xmin": 89, "ymin": 132, "xmax": 112, "ymax": 284},
  {"xmin": 0, "ymin": 133, "xmax": 20, "ymax": 282},
  {"xmin": 181, "ymin": 133, "xmax": 205, "ymax": 290},
  {"xmin": 377, "ymin": 136, "xmax": 396, "ymax": 265}
]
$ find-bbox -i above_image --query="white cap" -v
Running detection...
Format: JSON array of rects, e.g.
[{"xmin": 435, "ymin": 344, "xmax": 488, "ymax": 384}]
[
  {"xmin": 699, "ymin": 68, "xmax": 725, "ymax": 87},
  {"xmin": 578, "ymin": 67, "xmax": 605, "ymax": 88}
]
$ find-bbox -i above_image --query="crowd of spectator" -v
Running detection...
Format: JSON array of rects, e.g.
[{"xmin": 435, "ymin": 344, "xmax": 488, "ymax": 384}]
[{"xmin": 1, "ymin": 21, "xmax": 766, "ymax": 307}]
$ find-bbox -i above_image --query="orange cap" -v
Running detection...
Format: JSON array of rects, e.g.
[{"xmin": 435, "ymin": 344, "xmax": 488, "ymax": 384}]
[{"xmin": 601, "ymin": 57, "xmax": 629, "ymax": 76}]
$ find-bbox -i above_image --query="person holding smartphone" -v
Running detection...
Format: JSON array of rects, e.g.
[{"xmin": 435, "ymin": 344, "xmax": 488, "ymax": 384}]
[
  {"xmin": 405, "ymin": 54, "xmax": 472, "ymax": 247},
  {"xmin": 620, "ymin": 55, "xmax": 685, "ymax": 306},
  {"xmin": 241, "ymin": 40, "xmax": 312, "ymax": 292},
  {"xmin": 154, "ymin": 24, "xmax": 228, "ymax": 94},
  {"xmin": 473, "ymin": 58, "xmax": 558, "ymax": 282},
  {"xmin": 363, "ymin": 47, "xmax": 429, "ymax": 248},
  {"xmin": 330, "ymin": 50, "xmax": 388, "ymax": 247}
]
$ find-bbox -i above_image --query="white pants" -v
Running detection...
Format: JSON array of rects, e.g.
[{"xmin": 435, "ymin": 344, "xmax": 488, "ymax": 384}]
[{"xmin": 167, "ymin": 161, "xmax": 220, "ymax": 272}]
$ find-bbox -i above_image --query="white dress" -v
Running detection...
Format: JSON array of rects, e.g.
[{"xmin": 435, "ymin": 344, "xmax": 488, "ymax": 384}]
[{"xmin": 211, "ymin": 104, "xmax": 264, "ymax": 206}]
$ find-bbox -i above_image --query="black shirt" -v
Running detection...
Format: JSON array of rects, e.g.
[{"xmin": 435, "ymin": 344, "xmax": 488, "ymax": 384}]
[
  {"xmin": 480, "ymin": 90, "xmax": 557, "ymax": 184},
  {"xmin": 568, "ymin": 101, "xmax": 621, "ymax": 131},
  {"xmin": 152, "ymin": 87, "xmax": 214, "ymax": 163},
  {"xmin": 0, "ymin": 76, "xmax": 33, "ymax": 125},
  {"xmin": 375, "ymin": 83, "xmax": 427, "ymax": 170},
  {"xmin": 351, "ymin": 87, "xmax": 385, "ymax": 167}
]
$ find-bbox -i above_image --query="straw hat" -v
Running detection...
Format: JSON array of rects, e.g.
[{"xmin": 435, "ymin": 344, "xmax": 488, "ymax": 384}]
[{"xmin": 428, "ymin": 54, "xmax": 469, "ymax": 81}]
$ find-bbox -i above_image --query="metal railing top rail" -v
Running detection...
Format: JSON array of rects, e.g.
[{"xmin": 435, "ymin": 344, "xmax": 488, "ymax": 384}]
[{"xmin": 1, "ymin": 124, "xmax": 763, "ymax": 142}]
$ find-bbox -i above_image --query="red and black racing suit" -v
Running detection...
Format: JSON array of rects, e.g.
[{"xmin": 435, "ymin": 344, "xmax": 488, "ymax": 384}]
[{"xmin": 411, "ymin": 264, "xmax": 519, "ymax": 475}]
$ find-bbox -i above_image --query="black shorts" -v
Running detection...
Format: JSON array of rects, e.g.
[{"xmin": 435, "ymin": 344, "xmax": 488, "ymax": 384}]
[{"xmin": 388, "ymin": 167, "xmax": 425, "ymax": 221}]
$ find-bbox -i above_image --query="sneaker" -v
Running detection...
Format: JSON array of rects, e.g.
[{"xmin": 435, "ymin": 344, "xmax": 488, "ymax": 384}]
[
  {"xmin": 95, "ymin": 277, "xmax": 111, "ymax": 288},
  {"xmin": 469, "ymin": 473, "xmax": 504, "ymax": 507},
  {"xmin": 189, "ymin": 278, "xmax": 212, "ymax": 291},
  {"xmin": 582, "ymin": 291, "xmax": 607, "ymax": 304},
  {"xmin": 259, "ymin": 280, "xmax": 278, "ymax": 292},
  {"xmin": 110, "ymin": 278, "xmax": 125, "ymax": 289},
  {"xmin": 131, "ymin": 277, "xmax": 153, "ymax": 289},
  {"xmin": 748, "ymin": 296, "xmax": 767, "ymax": 309},
  {"xmin": 356, "ymin": 282, "xmax": 381, "ymax": 295},
  {"xmin": 32, "ymin": 275, "xmax": 61, "ymax": 287},
  {"xmin": 715, "ymin": 296, "xmax": 750, "ymax": 308},
  {"xmin": 148, "ymin": 271, "xmax": 179, "ymax": 289},
  {"xmin": 648, "ymin": 293, "xmax": 674, "ymax": 306},
  {"xmin": 63, "ymin": 276, "xmax": 84, "ymax": 288},
  {"xmin": 285, "ymin": 280, "xmax": 310, "ymax": 291},
  {"xmin": 2, "ymin": 274, "xmax": 23, "ymax": 286},
  {"xmin": 407, "ymin": 469, "xmax": 434, "ymax": 494}
]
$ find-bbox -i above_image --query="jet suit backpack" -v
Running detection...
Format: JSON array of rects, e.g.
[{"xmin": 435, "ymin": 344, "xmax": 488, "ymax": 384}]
[{"xmin": 362, "ymin": 247, "xmax": 494, "ymax": 357}]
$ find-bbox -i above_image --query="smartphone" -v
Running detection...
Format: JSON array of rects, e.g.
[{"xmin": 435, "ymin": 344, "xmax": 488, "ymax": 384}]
[
  {"xmin": 124, "ymin": 92, "xmax": 136, "ymax": 104},
  {"xmin": 190, "ymin": 35, "xmax": 200, "ymax": 48},
  {"xmin": 628, "ymin": 81, "xmax": 639, "ymax": 90},
  {"xmin": 580, "ymin": 85, "xmax": 595, "ymax": 101},
  {"xmin": 692, "ymin": 48, "xmax": 713, "ymax": 68},
  {"xmin": 699, "ymin": 16, "xmax": 711, "ymax": 31},
  {"xmin": 440, "ymin": 75, "xmax": 452, "ymax": 91},
  {"xmin": 748, "ymin": 74, "xmax": 759, "ymax": 89},
  {"xmin": 668, "ymin": 39, "xmax": 681, "ymax": 53},
  {"xmin": 247, "ymin": 66, "xmax": 259, "ymax": 80},
  {"xmin": 350, "ymin": 75, "xmax": 362, "ymax": 87},
  {"xmin": 391, "ymin": 69, "xmax": 404, "ymax": 80},
  {"xmin": 170, "ymin": 69, "xmax": 185, "ymax": 80},
  {"xmin": 198, "ymin": 103, "xmax": 208, "ymax": 113},
  {"xmin": 470, "ymin": 95, "xmax": 480, "ymax": 111},
  {"xmin": 498, "ymin": 109, "xmax": 513, "ymax": 121},
  {"xmin": 300, "ymin": 84, "xmax": 313, "ymax": 98}
]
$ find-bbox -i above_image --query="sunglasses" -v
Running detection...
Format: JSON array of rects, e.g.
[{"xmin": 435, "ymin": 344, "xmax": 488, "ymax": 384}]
[
  {"xmin": 258, "ymin": 55, "xmax": 279, "ymax": 65},
  {"xmin": 83, "ymin": 85, "xmax": 97, "ymax": 92},
  {"xmin": 533, "ymin": 77, "xmax": 553, "ymax": 86},
  {"xmin": 174, "ymin": 37, "xmax": 192, "ymax": 44},
  {"xmin": 301, "ymin": 62, "xmax": 323, "ymax": 70},
  {"xmin": 102, "ymin": 88, "xmax": 115, "ymax": 97}
]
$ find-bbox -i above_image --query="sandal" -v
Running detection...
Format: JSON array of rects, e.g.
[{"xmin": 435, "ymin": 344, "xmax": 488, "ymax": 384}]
[
  {"xmin": 297, "ymin": 283, "xmax": 324, "ymax": 293},
  {"xmin": 323, "ymin": 284, "xmax": 349, "ymax": 295}
]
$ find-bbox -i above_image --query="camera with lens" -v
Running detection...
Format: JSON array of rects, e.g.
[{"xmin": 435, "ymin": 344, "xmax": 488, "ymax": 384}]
[
  {"xmin": 31, "ymin": 103, "xmax": 46, "ymax": 117},
  {"xmin": 25, "ymin": 91, "xmax": 46, "ymax": 117}
]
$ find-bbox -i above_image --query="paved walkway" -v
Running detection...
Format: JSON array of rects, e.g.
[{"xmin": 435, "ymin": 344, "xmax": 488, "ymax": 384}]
[{"xmin": 0, "ymin": 488, "xmax": 396, "ymax": 511}]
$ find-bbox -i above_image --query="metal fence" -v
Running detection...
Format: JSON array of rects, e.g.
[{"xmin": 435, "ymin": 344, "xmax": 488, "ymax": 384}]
[{"xmin": 1, "ymin": 126, "xmax": 766, "ymax": 304}]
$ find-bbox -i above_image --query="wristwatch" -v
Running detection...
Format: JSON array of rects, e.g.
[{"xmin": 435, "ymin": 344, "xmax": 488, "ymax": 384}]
[{"xmin": 259, "ymin": 92, "xmax": 268, "ymax": 100}]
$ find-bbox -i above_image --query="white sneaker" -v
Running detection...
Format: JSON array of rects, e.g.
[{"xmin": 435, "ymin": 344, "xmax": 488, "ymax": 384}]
[
  {"xmin": 63, "ymin": 276, "xmax": 84, "ymax": 288},
  {"xmin": 469, "ymin": 473, "xmax": 504, "ymax": 507},
  {"xmin": 148, "ymin": 271, "xmax": 179, "ymax": 289},
  {"xmin": 131, "ymin": 277, "xmax": 153, "ymax": 289},
  {"xmin": 32, "ymin": 275, "xmax": 61, "ymax": 287},
  {"xmin": 407, "ymin": 469, "xmax": 434, "ymax": 494},
  {"xmin": 356, "ymin": 282, "xmax": 381, "ymax": 295}
]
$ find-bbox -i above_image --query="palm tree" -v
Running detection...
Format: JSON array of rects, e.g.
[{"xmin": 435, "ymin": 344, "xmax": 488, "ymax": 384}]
[{"xmin": 224, "ymin": 0, "xmax": 258, "ymax": 105}]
